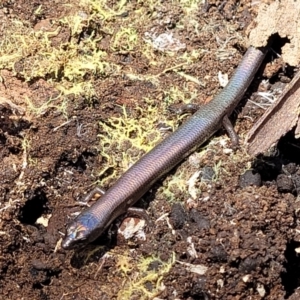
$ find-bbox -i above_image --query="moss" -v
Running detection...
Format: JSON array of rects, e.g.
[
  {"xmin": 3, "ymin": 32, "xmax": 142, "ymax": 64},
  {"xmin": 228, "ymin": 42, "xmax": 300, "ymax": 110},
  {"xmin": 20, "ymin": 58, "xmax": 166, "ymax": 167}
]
[
  {"xmin": 0, "ymin": 0, "xmax": 204, "ymax": 109},
  {"xmin": 161, "ymin": 171, "xmax": 190, "ymax": 202},
  {"xmin": 1, "ymin": 0, "xmax": 208, "ymax": 193},
  {"xmin": 111, "ymin": 251, "xmax": 175, "ymax": 300}
]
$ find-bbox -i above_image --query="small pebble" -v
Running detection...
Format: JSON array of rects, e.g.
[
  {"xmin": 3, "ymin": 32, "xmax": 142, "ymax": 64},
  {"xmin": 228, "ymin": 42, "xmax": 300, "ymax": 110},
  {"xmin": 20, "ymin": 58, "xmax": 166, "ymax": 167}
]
[
  {"xmin": 169, "ymin": 203, "xmax": 187, "ymax": 229},
  {"xmin": 201, "ymin": 166, "xmax": 215, "ymax": 182},
  {"xmin": 276, "ymin": 174, "xmax": 294, "ymax": 193},
  {"xmin": 283, "ymin": 163, "xmax": 297, "ymax": 175},
  {"xmin": 239, "ymin": 170, "xmax": 261, "ymax": 188}
]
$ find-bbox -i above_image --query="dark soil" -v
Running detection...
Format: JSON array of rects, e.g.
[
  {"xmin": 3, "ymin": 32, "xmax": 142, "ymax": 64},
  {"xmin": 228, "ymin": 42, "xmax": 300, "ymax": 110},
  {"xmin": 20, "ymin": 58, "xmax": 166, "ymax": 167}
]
[{"xmin": 1, "ymin": 0, "xmax": 300, "ymax": 299}]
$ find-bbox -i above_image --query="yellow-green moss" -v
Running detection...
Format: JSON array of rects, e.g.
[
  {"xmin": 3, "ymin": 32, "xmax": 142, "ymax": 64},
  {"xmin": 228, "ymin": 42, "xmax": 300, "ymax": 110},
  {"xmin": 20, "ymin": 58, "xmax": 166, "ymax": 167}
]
[
  {"xmin": 1, "ymin": 0, "xmax": 208, "ymax": 191},
  {"xmin": 110, "ymin": 251, "xmax": 175, "ymax": 300},
  {"xmin": 0, "ymin": 0, "xmax": 204, "ymax": 108}
]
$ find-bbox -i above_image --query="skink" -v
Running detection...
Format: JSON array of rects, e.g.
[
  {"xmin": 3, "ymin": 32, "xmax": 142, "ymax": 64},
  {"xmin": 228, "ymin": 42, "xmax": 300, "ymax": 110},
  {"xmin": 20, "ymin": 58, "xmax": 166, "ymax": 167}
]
[{"xmin": 62, "ymin": 46, "xmax": 267, "ymax": 250}]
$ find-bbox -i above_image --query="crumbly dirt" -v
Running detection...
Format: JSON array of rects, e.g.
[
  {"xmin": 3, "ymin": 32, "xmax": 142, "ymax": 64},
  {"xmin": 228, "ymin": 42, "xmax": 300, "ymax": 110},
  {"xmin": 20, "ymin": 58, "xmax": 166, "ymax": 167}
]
[{"xmin": 0, "ymin": 1, "xmax": 300, "ymax": 299}]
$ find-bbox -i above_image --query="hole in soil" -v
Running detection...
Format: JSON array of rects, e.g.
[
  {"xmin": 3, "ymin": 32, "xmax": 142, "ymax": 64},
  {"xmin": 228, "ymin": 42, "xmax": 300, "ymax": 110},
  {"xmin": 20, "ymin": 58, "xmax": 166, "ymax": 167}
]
[
  {"xmin": 8, "ymin": 146, "xmax": 21, "ymax": 154},
  {"xmin": 267, "ymin": 35, "xmax": 294, "ymax": 86},
  {"xmin": 252, "ymin": 132, "xmax": 300, "ymax": 183},
  {"xmin": 31, "ymin": 269, "xmax": 62, "ymax": 289},
  {"xmin": 278, "ymin": 132, "xmax": 300, "ymax": 165},
  {"xmin": 55, "ymin": 150, "xmax": 96, "ymax": 173},
  {"xmin": 281, "ymin": 240, "xmax": 300, "ymax": 298},
  {"xmin": 0, "ymin": 133, "xmax": 6, "ymax": 144},
  {"xmin": 0, "ymin": 106, "xmax": 31, "ymax": 136},
  {"xmin": 18, "ymin": 189, "xmax": 49, "ymax": 225}
]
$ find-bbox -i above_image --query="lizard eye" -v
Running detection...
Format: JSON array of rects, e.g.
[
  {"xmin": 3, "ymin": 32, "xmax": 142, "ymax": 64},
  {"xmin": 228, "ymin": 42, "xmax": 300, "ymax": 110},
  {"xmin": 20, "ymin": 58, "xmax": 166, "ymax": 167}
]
[
  {"xmin": 62, "ymin": 222, "xmax": 89, "ymax": 250},
  {"xmin": 70, "ymin": 223, "xmax": 88, "ymax": 241}
]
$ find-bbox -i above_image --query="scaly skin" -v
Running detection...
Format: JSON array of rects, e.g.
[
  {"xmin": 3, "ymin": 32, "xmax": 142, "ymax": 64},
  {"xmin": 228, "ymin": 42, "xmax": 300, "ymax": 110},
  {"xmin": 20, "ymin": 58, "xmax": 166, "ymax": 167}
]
[{"xmin": 62, "ymin": 46, "xmax": 267, "ymax": 250}]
